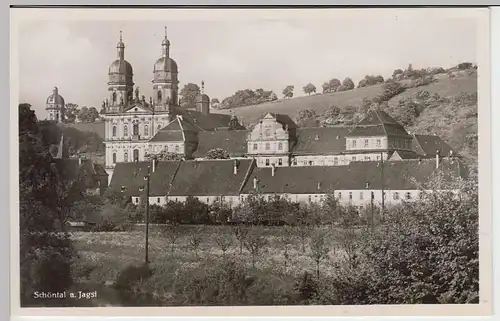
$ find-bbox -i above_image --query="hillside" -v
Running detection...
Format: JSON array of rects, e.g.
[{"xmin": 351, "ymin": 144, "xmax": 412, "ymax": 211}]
[{"xmin": 218, "ymin": 71, "xmax": 478, "ymax": 163}]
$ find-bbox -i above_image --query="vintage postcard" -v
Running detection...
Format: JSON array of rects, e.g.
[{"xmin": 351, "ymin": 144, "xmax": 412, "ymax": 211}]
[{"xmin": 10, "ymin": 7, "xmax": 492, "ymax": 317}]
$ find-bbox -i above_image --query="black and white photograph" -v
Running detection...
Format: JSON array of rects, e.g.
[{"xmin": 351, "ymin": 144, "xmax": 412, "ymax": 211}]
[{"xmin": 10, "ymin": 7, "xmax": 492, "ymax": 317}]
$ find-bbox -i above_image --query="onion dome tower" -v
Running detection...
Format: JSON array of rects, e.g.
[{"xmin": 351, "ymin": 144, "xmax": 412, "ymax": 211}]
[
  {"xmin": 152, "ymin": 26, "xmax": 179, "ymax": 111},
  {"xmin": 106, "ymin": 30, "xmax": 134, "ymax": 113},
  {"xmin": 196, "ymin": 80, "xmax": 210, "ymax": 115},
  {"xmin": 46, "ymin": 86, "xmax": 65, "ymax": 122}
]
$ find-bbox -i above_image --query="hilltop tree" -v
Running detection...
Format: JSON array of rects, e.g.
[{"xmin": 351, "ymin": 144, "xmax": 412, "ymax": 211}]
[
  {"xmin": 282, "ymin": 85, "xmax": 294, "ymax": 99},
  {"xmin": 219, "ymin": 88, "xmax": 277, "ymax": 109},
  {"xmin": 322, "ymin": 78, "xmax": 342, "ymax": 94},
  {"xmin": 357, "ymin": 75, "xmax": 385, "ymax": 88},
  {"xmin": 339, "ymin": 77, "xmax": 355, "ymax": 91},
  {"xmin": 180, "ymin": 83, "xmax": 201, "ymax": 109},
  {"xmin": 302, "ymin": 83, "xmax": 317, "ymax": 96},
  {"xmin": 64, "ymin": 103, "xmax": 78, "ymax": 123},
  {"xmin": 210, "ymin": 98, "xmax": 220, "ymax": 107},
  {"xmin": 77, "ymin": 106, "xmax": 100, "ymax": 123}
]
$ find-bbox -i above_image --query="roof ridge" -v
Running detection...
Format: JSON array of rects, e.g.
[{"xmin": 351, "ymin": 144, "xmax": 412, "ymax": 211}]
[
  {"xmin": 374, "ymin": 111, "xmax": 390, "ymax": 136},
  {"xmin": 238, "ymin": 158, "xmax": 256, "ymax": 194},
  {"xmin": 166, "ymin": 160, "xmax": 182, "ymax": 197}
]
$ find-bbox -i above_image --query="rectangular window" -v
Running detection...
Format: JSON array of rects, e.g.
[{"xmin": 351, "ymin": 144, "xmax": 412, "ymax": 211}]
[
  {"xmin": 405, "ymin": 192, "xmax": 412, "ymax": 200},
  {"xmin": 265, "ymin": 143, "xmax": 270, "ymax": 150},
  {"xmin": 360, "ymin": 192, "xmax": 364, "ymax": 200},
  {"xmin": 338, "ymin": 192, "xmax": 342, "ymax": 199},
  {"xmin": 393, "ymin": 192, "xmax": 400, "ymax": 200},
  {"xmin": 352, "ymin": 140, "xmax": 357, "ymax": 148},
  {"xmin": 265, "ymin": 159, "xmax": 270, "ymax": 166},
  {"xmin": 308, "ymin": 195, "xmax": 312, "ymax": 203},
  {"xmin": 278, "ymin": 142, "xmax": 283, "ymax": 150},
  {"xmin": 371, "ymin": 191, "xmax": 375, "ymax": 200},
  {"xmin": 157, "ymin": 197, "xmax": 160, "ymax": 203},
  {"xmin": 349, "ymin": 192, "xmax": 353, "ymax": 200},
  {"xmin": 364, "ymin": 139, "xmax": 369, "ymax": 147},
  {"xmin": 352, "ymin": 156, "xmax": 356, "ymax": 161},
  {"xmin": 334, "ymin": 157, "xmax": 339, "ymax": 165},
  {"xmin": 376, "ymin": 155, "xmax": 381, "ymax": 161},
  {"xmin": 364, "ymin": 156, "xmax": 370, "ymax": 161},
  {"xmin": 293, "ymin": 158, "xmax": 297, "ymax": 165},
  {"xmin": 253, "ymin": 143, "xmax": 258, "ymax": 151},
  {"xmin": 376, "ymin": 139, "xmax": 381, "ymax": 147},
  {"xmin": 278, "ymin": 158, "xmax": 283, "ymax": 166}
]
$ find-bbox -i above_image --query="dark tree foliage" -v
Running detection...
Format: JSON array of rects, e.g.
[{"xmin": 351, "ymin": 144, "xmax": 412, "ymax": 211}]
[
  {"xmin": 219, "ymin": 88, "xmax": 277, "ymax": 109},
  {"xmin": 19, "ymin": 104, "xmax": 77, "ymax": 307},
  {"xmin": 180, "ymin": 83, "xmax": 201, "ymax": 109}
]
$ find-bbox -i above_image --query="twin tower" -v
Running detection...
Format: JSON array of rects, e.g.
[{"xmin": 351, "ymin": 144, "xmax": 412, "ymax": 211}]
[{"xmin": 104, "ymin": 27, "xmax": 179, "ymax": 114}]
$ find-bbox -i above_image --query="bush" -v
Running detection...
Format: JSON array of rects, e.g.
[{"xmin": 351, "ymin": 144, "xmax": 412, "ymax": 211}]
[
  {"xmin": 114, "ymin": 263, "xmax": 155, "ymax": 305},
  {"xmin": 375, "ymin": 79, "xmax": 405, "ymax": 103},
  {"xmin": 318, "ymin": 178, "xmax": 479, "ymax": 305}
]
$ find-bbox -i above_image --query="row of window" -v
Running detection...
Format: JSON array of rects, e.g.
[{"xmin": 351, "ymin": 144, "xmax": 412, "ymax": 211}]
[
  {"xmin": 291, "ymin": 155, "xmax": 382, "ymax": 166},
  {"xmin": 351, "ymin": 139, "xmax": 382, "ymax": 148},
  {"xmin": 335, "ymin": 191, "xmax": 414, "ymax": 201},
  {"xmin": 112, "ymin": 124, "xmax": 163, "ymax": 137},
  {"xmin": 134, "ymin": 192, "xmax": 420, "ymax": 206},
  {"xmin": 253, "ymin": 142, "xmax": 284, "ymax": 151},
  {"xmin": 112, "ymin": 149, "xmax": 140, "ymax": 163},
  {"xmin": 264, "ymin": 158, "xmax": 283, "ymax": 166}
]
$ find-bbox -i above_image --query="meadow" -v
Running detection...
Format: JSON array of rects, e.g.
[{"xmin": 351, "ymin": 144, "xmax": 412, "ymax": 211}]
[{"xmin": 71, "ymin": 224, "xmax": 353, "ymax": 286}]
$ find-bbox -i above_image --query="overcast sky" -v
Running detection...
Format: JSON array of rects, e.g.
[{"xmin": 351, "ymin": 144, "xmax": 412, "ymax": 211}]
[{"xmin": 15, "ymin": 10, "xmax": 477, "ymax": 117}]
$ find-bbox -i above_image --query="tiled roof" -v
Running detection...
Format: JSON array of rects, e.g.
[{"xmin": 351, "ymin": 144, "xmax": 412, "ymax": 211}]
[
  {"xmin": 292, "ymin": 127, "xmax": 350, "ymax": 154},
  {"xmin": 168, "ymin": 159, "xmax": 255, "ymax": 196},
  {"xmin": 390, "ymin": 150, "xmax": 430, "ymax": 160},
  {"xmin": 173, "ymin": 107, "xmax": 232, "ymax": 131},
  {"xmin": 348, "ymin": 110, "xmax": 410, "ymax": 138},
  {"xmin": 193, "ymin": 130, "xmax": 249, "ymax": 158},
  {"xmin": 357, "ymin": 110, "xmax": 401, "ymax": 126},
  {"xmin": 272, "ymin": 113, "xmax": 298, "ymax": 129},
  {"xmin": 149, "ymin": 116, "xmax": 200, "ymax": 143},
  {"xmin": 149, "ymin": 130, "xmax": 184, "ymax": 142},
  {"xmin": 241, "ymin": 158, "xmax": 464, "ymax": 194},
  {"xmin": 108, "ymin": 161, "xmax": 181, "ymax": 196},
  {"xmin": 412, "ymin": 134, "xmax": 455, "ymax": 157}
]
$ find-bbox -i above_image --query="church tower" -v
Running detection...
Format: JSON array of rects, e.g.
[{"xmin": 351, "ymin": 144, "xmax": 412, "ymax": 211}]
[
  {"xmin": 106, "ymin": 31, "xmax": 134, "ymax": 113},
  {"xmin": 152, "ymin": 27, "xmax": 179, "ymax": 112}
]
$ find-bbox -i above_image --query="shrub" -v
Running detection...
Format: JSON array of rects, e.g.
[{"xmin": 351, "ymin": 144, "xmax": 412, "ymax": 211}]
[{"xmin": 114, "ymin": 263, "xmax": 154, "ymax": 305}]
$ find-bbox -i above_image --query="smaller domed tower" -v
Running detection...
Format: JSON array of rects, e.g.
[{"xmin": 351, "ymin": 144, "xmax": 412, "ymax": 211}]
[
  {"xmin": 46, "ymin": 86, "xmax": 65, "ymax": 122},
  {"xmin": 196, "ymin": 81, "xmax": 210, "ymax": 115},
  {"xmin": 152, "ymin": 27, "xmax": 179, "ymax": 112}
]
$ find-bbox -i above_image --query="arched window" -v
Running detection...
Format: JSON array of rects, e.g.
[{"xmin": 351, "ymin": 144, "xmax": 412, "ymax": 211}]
[
  {"xmin": 112, "ymin": 125, "xmax": 117, "ymax": 137},
  {"xmin": 124, "ymin": 125, "xmax": 128, "ymax": 136},
  {"xmin": 133, "ymin": 124, "xmax": 139, "ymax": 136},
  {"xmin": 144, "ymin": 125, "xmax": 149, "ymax": 136},
  {"xmin": 175, "ymin": 145, "xmax": 180, "ymax": 153},
  {"xmin": 112, "ymin": 92, "xmax": 117, "ymax": 104},
  {"xmin": 112, "ymin": 153, "xmax": 116, "ymax": 164},
  {"xmin": 157, "ymin": 90, "xmax": 162, "ymax": 103},
  {"xmin": 133, "ymin": 149, "xmax": 139, "ymax": 162},
  {"xmin": 265, "ymin": 143, "xmax": 270, "ymax": 150},
  {"xmin": 124, "ymin": 151, "xmax": 128, "ymax": 162}
]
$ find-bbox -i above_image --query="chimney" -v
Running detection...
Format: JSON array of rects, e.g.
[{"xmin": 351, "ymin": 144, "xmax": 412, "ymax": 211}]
[
  {"xmin": 152, "ymin": 157, "xmax": 157, "ymax": 173},
  {"xmin": 233, "ymin": 160, "xmax": 238, "ymax": 175},
  {"xmin": 317, "ymin": 182, "xmax": 321, "ymax": 190},
  {"xmin": 78, "ymin": 156, "xmax": 82, "ymax": 167},
  {"xmin": 435, "ymin": 149, "xmax": 440, "ymax": 169},
  {"xmin": 271, "ymin": 163, "xmax": 276, "ymax": 177},
  {"xmin": 253, "ymin": 177, "xmax": 258, "ymax": 189}
]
